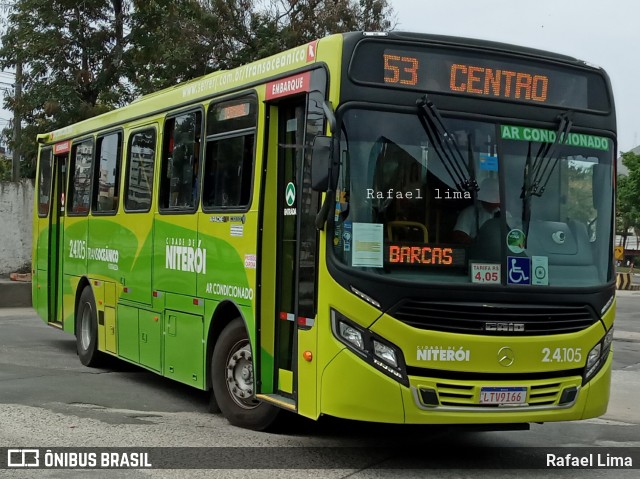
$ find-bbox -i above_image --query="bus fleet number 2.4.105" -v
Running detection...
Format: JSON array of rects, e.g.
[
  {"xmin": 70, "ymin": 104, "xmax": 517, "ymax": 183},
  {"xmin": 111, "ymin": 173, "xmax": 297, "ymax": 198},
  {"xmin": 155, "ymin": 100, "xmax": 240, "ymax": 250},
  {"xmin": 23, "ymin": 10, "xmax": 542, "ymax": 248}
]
[{"xmin": 541, "ymin": 347, "xmax": 582, "ymax": 363}]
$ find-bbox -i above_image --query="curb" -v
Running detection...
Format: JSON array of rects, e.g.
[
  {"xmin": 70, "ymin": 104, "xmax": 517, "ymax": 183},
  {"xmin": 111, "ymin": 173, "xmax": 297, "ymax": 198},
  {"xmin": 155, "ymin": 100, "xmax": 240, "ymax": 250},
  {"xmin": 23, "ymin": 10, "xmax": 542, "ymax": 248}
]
[
  {"xmin": 616, "ymin": 272, "xmax": 638, "ymax": 290},
  {"xmin": 0, "ymin": 279, "xmax": 32, "ymax": 308}
]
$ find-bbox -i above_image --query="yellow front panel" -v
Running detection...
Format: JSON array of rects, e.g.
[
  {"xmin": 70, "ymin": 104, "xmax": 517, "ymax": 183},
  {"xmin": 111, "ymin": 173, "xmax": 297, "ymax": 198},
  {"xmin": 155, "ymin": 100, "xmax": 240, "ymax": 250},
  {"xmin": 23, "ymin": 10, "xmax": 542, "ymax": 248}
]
[
  {"xmin": 278, "ymin": 369, "xmax": 293, "ymax": 394},
  {"xmin": 321, "ymin": 350, "xmax": 404, "ymax": 423},
  {"xmin": 296, "ymin": 327, "xmax": 318, "ymax": 419}
]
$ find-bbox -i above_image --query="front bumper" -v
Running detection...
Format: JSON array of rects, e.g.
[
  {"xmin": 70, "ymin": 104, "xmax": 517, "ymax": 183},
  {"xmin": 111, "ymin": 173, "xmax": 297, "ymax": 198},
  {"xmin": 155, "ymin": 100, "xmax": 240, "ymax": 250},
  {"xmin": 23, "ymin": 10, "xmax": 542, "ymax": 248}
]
[{"xmin": 320, "ymin": 348, "xmax": 612, "ymax": 424}]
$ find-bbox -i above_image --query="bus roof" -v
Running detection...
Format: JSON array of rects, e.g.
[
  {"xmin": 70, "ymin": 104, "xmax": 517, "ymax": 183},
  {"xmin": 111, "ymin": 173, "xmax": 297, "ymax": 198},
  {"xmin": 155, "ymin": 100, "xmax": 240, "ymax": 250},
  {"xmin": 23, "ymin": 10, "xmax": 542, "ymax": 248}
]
[
  {"xmin": 39, "ymin": 30, "xmax": 604, "ymax": 145},
  {"xmin": 40, "ymin": 33, "xmax": 341, "ymax": 144}
]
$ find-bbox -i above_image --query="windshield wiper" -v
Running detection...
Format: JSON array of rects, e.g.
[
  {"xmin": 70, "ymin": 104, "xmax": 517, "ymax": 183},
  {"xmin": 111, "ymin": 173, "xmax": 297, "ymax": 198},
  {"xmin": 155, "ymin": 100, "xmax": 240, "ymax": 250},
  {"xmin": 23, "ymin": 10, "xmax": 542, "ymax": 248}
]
[
  {"xmin": 526, "ymin": 111, "xmax": 573, "ymax": 198},
  {"xmin": 416, "ymin": 94, "xmax": 478, "ymax": 193},
  {"xmin": 521, "ymin": 111, "xmax": 573, "ymax": 243}
]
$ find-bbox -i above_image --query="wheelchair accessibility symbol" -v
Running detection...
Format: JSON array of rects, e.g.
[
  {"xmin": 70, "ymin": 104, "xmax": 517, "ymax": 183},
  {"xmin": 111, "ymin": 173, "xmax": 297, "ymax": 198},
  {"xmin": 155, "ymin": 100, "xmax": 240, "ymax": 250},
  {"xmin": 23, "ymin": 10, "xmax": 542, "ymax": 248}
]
[{"xmin": 507, "ymin": 257, "xmax": 531, "ymax": 285}]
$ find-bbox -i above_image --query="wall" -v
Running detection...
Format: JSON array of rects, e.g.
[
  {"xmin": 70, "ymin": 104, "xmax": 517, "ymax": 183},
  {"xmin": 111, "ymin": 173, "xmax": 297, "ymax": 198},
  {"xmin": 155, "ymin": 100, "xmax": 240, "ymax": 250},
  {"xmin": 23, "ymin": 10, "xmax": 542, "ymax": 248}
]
[{"xmin": 0, "ymin": 180, "xmax": 34, "ymax": 275}]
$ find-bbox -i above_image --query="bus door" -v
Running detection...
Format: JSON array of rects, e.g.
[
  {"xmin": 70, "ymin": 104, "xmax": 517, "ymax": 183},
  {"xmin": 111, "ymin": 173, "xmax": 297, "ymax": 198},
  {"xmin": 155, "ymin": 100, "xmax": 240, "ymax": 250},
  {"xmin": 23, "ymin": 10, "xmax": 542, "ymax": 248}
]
[
  {"xmin": 48, "ymin": 143, "xmax": 70, "ymax": 325},
  {"xmin": 261, "ymin": 70, "xmax": 325, "ymax": 404}
]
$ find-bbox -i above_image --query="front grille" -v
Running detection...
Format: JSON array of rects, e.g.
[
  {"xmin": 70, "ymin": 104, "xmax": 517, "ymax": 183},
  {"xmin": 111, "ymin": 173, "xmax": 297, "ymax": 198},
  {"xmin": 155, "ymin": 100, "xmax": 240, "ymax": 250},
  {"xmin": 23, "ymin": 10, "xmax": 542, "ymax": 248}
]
[
  {"xmin": 528, "ymin": 382, "xmax": 562, "ymax": 406},
  {"xmin": 419, "ymin": 380, "xmax": 568, "ymax": 408},
  {"xmin": 435, "ymin": 382, "xmax": 474, "ymax": 406},
  {"xmin": 390, "ymin": 300, "xmax": 598, "ymax": 335}
]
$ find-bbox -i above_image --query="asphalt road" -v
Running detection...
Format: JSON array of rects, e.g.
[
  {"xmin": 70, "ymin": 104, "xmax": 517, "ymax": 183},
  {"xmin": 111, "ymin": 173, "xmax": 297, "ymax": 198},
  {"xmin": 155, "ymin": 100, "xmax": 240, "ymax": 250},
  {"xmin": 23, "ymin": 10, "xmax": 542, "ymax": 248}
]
[{"xmin": 0, "ymin": 295, "xmax": 639, "ymax": 478}]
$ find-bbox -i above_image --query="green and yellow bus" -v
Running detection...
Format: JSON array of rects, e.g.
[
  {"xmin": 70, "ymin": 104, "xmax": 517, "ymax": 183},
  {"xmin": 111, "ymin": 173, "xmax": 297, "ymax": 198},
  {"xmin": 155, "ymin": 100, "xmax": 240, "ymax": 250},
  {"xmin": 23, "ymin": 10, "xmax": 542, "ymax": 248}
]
[{"xmin": 33, "ymin": 31, "xmax": 616, "ymax": 430}]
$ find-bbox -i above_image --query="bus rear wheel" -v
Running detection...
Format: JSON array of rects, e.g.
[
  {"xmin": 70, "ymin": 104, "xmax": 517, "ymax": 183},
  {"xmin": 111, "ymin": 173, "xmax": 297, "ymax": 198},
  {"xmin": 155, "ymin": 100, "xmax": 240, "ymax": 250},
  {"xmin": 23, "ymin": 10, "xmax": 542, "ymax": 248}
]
[
  {"xmin": 211, "ymin": 318, "xmax": 279, "ymax": 430},
  {"xmin": 76, "ymin": 286, "xmax": 104, "ymax": 367}
]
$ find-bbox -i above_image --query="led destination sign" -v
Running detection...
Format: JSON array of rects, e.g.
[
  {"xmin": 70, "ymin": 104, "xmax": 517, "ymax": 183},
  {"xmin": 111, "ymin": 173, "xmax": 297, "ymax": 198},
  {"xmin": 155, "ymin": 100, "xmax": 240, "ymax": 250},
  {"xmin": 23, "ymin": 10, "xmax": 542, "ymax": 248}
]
[
  {"xmin": 350, "ymin": 42, "xmax": 609, "ymax": 111},
  {"xmin": 387, "ymin": 243, "xmax": 466, "ymax": 267},
  {"xmin": 384, "ymin": 55, "xmax": 549, "ymax": 103}
]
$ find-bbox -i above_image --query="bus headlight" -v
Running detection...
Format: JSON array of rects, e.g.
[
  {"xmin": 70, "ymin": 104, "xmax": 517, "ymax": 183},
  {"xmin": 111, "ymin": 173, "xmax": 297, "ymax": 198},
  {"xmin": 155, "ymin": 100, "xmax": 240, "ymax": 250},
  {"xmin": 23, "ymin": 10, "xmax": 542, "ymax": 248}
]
[
  {"xmin": 331, "ymin": 309, "xmax": 408, "ymax": 386},
  {"xmin": 373, "ymin": 340, "xmax": 398, "ymax": 368},
  {"xmin": 338, "ymin": 322, "xmax": 364, "ymax": 351},
  {"xmin": 583, "ymin": 327, "xmax": 614, "ymax": 384},
  {"xmin": 603, "ymin": 327, "xmax": 614, "ymax": 350},
  {"xmin": 586, "ymin": 344, "xmax": 601, "ymax": 370}
]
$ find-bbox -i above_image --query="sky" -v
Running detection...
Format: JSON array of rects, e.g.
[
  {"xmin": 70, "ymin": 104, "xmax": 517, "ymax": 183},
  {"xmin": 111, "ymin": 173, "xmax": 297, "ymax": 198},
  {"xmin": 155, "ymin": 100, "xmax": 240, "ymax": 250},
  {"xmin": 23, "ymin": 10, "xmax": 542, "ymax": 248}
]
[{"xmin": 390, "ymin": 0, "xmax": 639, "ymax": 153}]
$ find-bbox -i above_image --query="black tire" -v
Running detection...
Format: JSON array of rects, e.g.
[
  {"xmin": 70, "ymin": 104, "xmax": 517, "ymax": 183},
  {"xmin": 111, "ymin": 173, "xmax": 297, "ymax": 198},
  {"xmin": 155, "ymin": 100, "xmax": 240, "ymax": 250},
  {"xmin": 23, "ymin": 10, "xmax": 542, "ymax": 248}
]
[
  {"xmin": 211, "ymin": 318, "xmax": 279, "ymax": 430},
  {"xmin": 76, "ymin": 286, "xmax": 104, "ymax": 367}
]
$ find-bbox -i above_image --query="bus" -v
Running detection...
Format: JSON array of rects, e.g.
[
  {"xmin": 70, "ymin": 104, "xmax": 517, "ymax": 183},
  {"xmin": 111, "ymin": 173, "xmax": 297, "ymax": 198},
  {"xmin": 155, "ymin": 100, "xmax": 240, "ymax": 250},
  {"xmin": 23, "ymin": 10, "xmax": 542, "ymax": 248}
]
[{"xmin": 33, "ymin": 31, "xmax": 616, "ymax": 430}]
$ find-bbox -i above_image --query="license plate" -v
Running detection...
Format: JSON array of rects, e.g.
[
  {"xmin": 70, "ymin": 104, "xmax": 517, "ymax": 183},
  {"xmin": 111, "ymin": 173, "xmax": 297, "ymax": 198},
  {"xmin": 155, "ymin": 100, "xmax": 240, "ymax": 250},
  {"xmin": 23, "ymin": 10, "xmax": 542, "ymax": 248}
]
[{"xmin": 480, "ymin": 387, "xmax": 527, "ymax": 405}]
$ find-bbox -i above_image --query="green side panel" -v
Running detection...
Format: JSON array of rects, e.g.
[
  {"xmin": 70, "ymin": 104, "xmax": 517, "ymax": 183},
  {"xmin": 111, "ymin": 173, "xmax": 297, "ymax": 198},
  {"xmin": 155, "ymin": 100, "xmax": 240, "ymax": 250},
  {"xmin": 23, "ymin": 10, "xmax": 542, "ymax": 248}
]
[
  {"xmin": 35, "ymin": 269, "xmax": 48, "ymax": 320},
  {"xmin": 140, "ymin": 309, "xmax": 162, "ymax": 372},
  {"xmin": 117, "ymin": 304, "xmax": 140, "ymax": 362},
  {"xmin": 153, "ymin": 217, "xmax": 198, "ymax": 296},
  {"xmin": 86, "ymin": 218, "xmax": 130, "ymax": 283},
  {"xmin": 63, "ymin": 218, "xmax": 88, "ymax": 277},
  {"xmin": 195, "ymin": 214, "xmax": 256, "ymax": 304},
  {"xmin": 62, "ymin": 275, "xmax": 81, "ymax": 334},
  {"xmin": 36, "ymin": 221, "xmax": 50, "ymax": 271},
  {"xmin": 117, "ymin": 217, "xmax": 154, "ymax": 305},
  {"xmin": 163, "ymin": 310, "xmax": 204, "ymax": 389},
  {"xmin": 87, "ymin": 218, "xmax": 152, "ymax": 305}
]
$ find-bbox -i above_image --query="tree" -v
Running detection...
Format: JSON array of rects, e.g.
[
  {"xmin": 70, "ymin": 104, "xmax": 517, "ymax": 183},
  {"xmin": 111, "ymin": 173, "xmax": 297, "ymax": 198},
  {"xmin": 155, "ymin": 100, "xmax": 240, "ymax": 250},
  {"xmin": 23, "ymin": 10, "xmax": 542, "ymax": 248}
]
[
  {"xmin": 1, "ymin": 0, "xmax": 395, "ymax": 176},
  {"xmin": 0, "ymin": 0, "xmax": 130, "ymax": 177},
  {"xmin": 240, "ymin": 0, "xmax": 395, "ymax": 64},
  {"xmin": 126, "ymin": 0, "xmax": 240, "ymax": 94},
  {"xmin": 616, "ymin": 151, "xmax": 640, "ymax": 247},
  {"xmin": 128, "ymin": 1, "xmax": 396, "ymax": 94},
  {"xmin": 0, "ymin": 155, "xmax": 11, "ymax": 181}
]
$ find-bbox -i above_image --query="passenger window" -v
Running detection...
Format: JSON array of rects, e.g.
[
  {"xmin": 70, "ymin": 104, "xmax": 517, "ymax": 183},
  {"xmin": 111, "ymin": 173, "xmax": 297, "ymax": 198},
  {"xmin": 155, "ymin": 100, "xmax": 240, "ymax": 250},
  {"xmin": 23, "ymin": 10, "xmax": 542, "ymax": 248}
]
[
  {"xmin": 159, "ymin": 111, "xmax": 202, "ymax": 210},
  {"xmin": 93, "ymin": 132, "xmax": 122, "ymax": 213},
  {"xmin": 37, "ymin": 147, "xmax": 53, "ymax": 217},
  {"xmin": 203, "ymin": 97, "xmax": 256, "ymax": 210},
  {"xmin": 68, "ymin": 140, "xmax": 94, "ymax": 215},
  {"xmin": 125, "ymin": 129, "xmax": 156, "ymax": 212}
]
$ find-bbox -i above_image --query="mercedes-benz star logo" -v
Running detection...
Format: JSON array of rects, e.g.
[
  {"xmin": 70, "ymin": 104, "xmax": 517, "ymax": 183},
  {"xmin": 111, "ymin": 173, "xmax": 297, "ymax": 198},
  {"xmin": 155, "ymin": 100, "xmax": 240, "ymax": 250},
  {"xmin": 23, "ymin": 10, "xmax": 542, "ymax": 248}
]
[{"xmin": 497, "ymin": 346, "xmax": 515, "ymax": 367}]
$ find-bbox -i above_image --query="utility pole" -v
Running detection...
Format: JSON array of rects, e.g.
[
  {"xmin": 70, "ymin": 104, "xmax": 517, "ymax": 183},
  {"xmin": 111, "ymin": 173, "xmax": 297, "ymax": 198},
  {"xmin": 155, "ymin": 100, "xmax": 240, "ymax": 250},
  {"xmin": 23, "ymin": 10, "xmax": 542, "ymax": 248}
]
[{"xmin": 12, "ymin": 61, "xmax": 21, "ymax": 182}]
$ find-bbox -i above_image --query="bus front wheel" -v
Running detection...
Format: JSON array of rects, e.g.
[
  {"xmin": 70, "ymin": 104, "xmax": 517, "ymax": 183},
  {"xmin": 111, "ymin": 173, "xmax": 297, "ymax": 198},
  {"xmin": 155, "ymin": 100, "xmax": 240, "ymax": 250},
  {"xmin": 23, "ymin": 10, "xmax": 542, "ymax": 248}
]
[
  {"xmin": 76, "ymin": 286, "xmax": 103, "ymax": 367},
  {"xmin": 211, "ymin": 318, "xmax": 279, "ymax": 430}
]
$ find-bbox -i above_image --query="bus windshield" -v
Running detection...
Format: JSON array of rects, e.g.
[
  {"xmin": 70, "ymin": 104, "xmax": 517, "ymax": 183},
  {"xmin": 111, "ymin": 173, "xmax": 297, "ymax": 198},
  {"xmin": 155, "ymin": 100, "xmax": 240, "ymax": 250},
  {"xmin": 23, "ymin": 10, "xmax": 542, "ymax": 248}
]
[{"xmin": 331, "ymin": 107, "xmax": 613, "ymax": 287}]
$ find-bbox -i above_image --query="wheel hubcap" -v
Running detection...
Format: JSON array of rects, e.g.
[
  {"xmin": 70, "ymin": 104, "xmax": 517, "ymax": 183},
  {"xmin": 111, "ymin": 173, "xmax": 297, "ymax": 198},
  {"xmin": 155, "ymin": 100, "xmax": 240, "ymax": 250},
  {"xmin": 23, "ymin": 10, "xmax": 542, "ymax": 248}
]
[{"xmin": 225, "ymin": 340, "xmax": 259, "ymax": 409}]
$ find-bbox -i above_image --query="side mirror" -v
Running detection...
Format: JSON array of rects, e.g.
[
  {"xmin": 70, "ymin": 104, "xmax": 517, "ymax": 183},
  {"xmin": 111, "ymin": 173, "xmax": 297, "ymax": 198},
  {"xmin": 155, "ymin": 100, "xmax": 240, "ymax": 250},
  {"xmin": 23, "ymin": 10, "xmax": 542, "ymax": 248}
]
[{"xmin": 311, "ymin": 135, "xmax": 333, "ymax": 191}]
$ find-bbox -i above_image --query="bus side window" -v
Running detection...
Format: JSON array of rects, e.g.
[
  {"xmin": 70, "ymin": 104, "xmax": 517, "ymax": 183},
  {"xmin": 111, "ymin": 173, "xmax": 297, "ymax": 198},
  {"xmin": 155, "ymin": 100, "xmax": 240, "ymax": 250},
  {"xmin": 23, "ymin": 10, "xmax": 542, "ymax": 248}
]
[
  {"xmin": 124, "ymin": 129, "xmax": 156, "ymax": 212},
  {"xmin": 159, "ymin": 111, "xmax": 202, "ymax": 210},
  {"xmin": 92, "ymin": 132, "xmax": 122, "ymax": 213},
  {"xmin": 37, "ymin": 147, "xmax": 53, "ymax": 217},
  {"xmin": 68, "ymin": 139, "xmax": 94, "ymax": 215},
  {"xmin": 203, "ymin": 96, "xmax": 257, "ymax": 211},
  {"xmin": 203, "ymin": 135, "xmax": 254, "ymax": 209}
]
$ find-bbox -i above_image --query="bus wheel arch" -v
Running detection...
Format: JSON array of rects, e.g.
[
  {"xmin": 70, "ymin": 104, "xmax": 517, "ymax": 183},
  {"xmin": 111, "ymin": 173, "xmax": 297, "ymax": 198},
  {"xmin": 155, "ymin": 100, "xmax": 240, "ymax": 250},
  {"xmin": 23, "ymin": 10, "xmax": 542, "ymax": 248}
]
[{"xmin": 205, "ymin": 301, "xmax": 242, "ymax": 413}]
